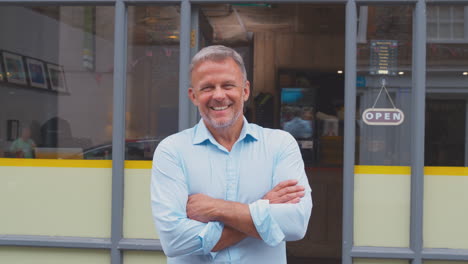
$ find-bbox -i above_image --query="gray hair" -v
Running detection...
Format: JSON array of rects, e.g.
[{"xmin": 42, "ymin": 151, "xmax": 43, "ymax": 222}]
[{"xmin": 190, "ymin": 45, "xmax": 247, "ymax": 83}]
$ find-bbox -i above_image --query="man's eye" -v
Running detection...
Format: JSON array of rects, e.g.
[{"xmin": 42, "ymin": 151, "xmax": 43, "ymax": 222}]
[
  {"xmin": 224, "ymin": 84, "xmax": 236, "ymax": 88},
  {"xmin": 201, "ymin": 86, "xmax": 214, "ymax": 91}
]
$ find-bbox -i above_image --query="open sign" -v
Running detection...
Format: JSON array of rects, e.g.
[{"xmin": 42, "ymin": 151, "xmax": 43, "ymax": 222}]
[{"xmin": 362, "ymin": 108, "xmax": 405, "ymax": 126}]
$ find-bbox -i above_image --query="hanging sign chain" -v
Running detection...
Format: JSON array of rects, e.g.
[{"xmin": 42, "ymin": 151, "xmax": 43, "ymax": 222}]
[{"xmin": 371, "ymin": 77, "xmax": 397, "ymax": 109}]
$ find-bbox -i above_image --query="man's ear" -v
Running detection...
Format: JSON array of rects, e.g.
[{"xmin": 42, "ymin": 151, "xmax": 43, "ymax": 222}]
[
  {"xmin": 243, "ymin": 81, "xmax": 251, "ymax": 102},
  {"xmin": 188, "ymin": 87, "xmax": 198, "ymax": 106}
]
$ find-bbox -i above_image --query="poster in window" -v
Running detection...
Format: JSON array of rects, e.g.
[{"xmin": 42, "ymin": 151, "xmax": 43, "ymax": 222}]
[
  {"xmin": 47, "ymin": 63, "xmax": 68, "ymax": 93},
  {"xmin": 2, "ymin": 51, "xmax": 27, "ymax": 85},
  {"xmin": 0, "ymin": 57, "xmax": 4, "ymax": 82},
  {"xmin": 26, "ymin": 58, "xmax": 48, "ymax": 89}
]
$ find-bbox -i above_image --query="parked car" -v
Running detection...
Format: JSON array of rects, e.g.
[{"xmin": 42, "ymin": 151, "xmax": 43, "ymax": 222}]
[{"xmin": 82, "ymin": 138, "xmax": 163, "ymax": 160}]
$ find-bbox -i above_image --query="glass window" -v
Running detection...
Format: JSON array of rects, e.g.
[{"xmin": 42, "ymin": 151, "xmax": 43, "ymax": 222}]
[
  {"xmin": 424, "ymin": 5, "xmax": 468, "ymax": 250},
  {"xmin": 425, "ymin": 5, "xmax": 468, "ymax": 167},
  {"xmin": 355, "ymin": 5, "xmax": 413, "ymax": 166},
  {"xmin": 427, "ymin": 6, "xmax": 468, "ymax": 42},
  {"xmin": 0, "ymin": 6, "xmax": 114, "ymax": 160},
  {"xmin": 354, "ymin": 5, "xmax": 413, "ymax": 248},
  {"xmin": 125, "ymin": 5, "xmax": 180, "ymax": 161}
]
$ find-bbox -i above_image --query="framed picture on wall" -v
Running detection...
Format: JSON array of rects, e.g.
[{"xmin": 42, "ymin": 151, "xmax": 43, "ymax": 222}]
[
  {"xmin": 7, "ymin": 119, "xmax": 20, "ymax": 141},
  {"xmin": 2, "ymin": 51, "xmax": 27, "ymax": 85},
  {"xmin": 47, "ymin": 63, "xmax": 67, "ymax": 93},
  {"xmin": 25, "ymin": 57, "xmax": 48, "ymax": 89},
  {"xmin": 0, "ymin": 57, "xmax": 4, "ymax": 82}
]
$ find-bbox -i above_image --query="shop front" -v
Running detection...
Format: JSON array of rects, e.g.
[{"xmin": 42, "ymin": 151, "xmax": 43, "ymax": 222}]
[{"xmin": 0, "ymin": 1, "xmax": 467, "ymax": 264}]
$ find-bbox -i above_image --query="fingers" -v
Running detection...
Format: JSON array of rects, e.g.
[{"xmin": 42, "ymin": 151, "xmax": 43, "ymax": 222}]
[
  {"xmin": 263, "ymin": 179, "xmax": 306, "ymax": 204},
  {"xmin": 272, "ymin": 179, "xmax": 299, "ymax": 191},
  {"xmin": 281, "ymin": 191, "xmax": 305, "ymax": 202},
  {"xmin": 277, "ymin": 185, "xmax": 305, "ymax": 197},
  {"xmin": 286, "ymin": 197, "xmax": 301, "ymax": 204}
]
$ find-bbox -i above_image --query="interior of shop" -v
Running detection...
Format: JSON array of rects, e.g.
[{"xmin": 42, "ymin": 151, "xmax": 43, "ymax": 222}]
[{"xmin": 195, "ymin": 4, "xmax": 345, "ymax": 263}]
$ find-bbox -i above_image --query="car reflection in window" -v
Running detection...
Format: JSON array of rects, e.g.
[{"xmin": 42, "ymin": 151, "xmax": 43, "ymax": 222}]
[{"xmin": 82, "ymin": 138, "xmax": 163, "ymax": 160}]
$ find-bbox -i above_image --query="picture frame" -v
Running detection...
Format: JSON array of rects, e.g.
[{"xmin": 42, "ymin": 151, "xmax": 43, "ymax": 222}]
[
  {"xmin": 47, "ymin": 63, "xmax": 67, "ymax": 93},
  {"xmin": 0, "ymin": 57, "xmax": 4, "ymax": 82},
  {"xmin": 7, "ymin": 119, "xmax": 20, "ymax": 141},
  {"xmin": 25, "ymin": 57, "xmax": 48, "ymax": 89},
  {"xmin": 2, "ymin": 51, "xmax": 27, "ymax": 85}
]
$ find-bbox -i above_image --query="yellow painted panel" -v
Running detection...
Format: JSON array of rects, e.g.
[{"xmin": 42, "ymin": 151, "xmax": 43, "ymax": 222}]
[
  {"xmin": 354, "ymin": 259, "xmax": 408, "ymax": 264},
  {"xmin": 0, "ymin": 247, "xmax": 109, "ymax": 264},
  {"xmin": 425, "ymin": 166, "xmax": 468, "ymax": 176},
  {"xmin": 0, "ymin": 166, "xmax": 111, "ymax": 237},
  {"xmin": 0, "ymin": 158, "xmax": 111, "ymax": 168},
  {"xmin": 355, "ymin": 165, "xmax": 411, "ymax": 175},
  {"xmin": 125, "ymin": 161, "xmax": 152, "ymax": 169},
  {"xmin": 123, "ymin": 251, "xmax": 166, "ymax": 264},
  {"xmin": 0, "ymin": 158, "xmax": 150, "ymax": 169},
  {"xmin": 124, "ymin": 168, "xmax": 159, "ymax": 239},
  {"xmin": 424, "ymin": 175, "xmax": 468, "ymax": 249},
  {"xmin": 354, "ymin": 173, "xmax": 410, "ymax": 247}
]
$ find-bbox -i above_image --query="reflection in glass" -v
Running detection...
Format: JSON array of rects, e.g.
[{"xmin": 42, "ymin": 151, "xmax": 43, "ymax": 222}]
[
  {"xmin": 125, "ymin": 6, "xmax": 180, "ymax": 160},
  {"xmin": 356, "ymin": 5, "xmax": 413, "ymax": 166},
  {"xmin": 0, "ymin": 6, "xmax": 114, "ymax": 159},
  {"xmin": 425, "ymin": 5, "xmax": 468, "ymax": 167}
]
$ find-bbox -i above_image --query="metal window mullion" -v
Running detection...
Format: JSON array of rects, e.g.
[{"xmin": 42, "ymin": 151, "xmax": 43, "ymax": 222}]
[
  {"xmin": 410, "ymin": 1, "xmax": 426, "ymax": 264},
  {"xmin": 0, "ymin": 235, "xmax": 111, "ymax": 249},
  {"xmin": 465, "ymin": 6, "xmax": 468, "ymax": 41},
  {"xmin": 178, "ymin": 0, "xmax": 191, "ymax": 131},
  {"xmin": 343, "ymin": 0, "xmax": 357, "ymax": 264},
  {"xmin": 111, "ymin": 1, "xmax": 127, "ymax": 264},
  {"xmin": 351, "ymin": 246, "xmax": 416, "ymax": 259},
  {"xmin": 118, "ymin": 239, "xmax": 163, "ymax": 251},
  {"xmin": 422, "ymin": 248, "xmax": 468, "ymax": 261},
  {"xmin": 465, "ymin": 100, "xmax": 468, "ymax": 166}
]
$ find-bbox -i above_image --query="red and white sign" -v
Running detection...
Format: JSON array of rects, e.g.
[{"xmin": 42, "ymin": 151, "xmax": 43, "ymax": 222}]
[{"xmin": 362, "ymin": 108, "xmax": 404, "ymax": 126}]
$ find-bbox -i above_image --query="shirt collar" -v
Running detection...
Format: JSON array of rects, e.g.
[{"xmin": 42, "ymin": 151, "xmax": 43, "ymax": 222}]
[{"xmin": 192, "ymin": 116, "xmax": 258, "ymax": 146}]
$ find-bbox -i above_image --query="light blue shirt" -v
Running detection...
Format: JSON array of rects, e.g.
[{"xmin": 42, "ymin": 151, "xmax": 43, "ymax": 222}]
[{"xmin": 151, "ymin": 117, "xmax": 312, "ymax": 264}]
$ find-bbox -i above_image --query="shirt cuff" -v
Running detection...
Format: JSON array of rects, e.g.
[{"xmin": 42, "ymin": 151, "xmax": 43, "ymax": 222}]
[
  {"xmin": 249, "ymin": 199, "xmax": 285, "ymax": 246},
  {"xmin": 198, "ymin": 221, "xmax": 223, "ymax": 259}
]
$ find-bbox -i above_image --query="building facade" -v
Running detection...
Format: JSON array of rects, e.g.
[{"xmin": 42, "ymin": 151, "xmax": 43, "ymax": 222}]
[{"xmin": 0, "ymin": 1, "xmax": 467, "ymax": 264}]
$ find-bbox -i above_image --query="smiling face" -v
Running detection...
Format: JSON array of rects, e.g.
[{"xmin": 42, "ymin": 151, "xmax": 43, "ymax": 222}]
[{"xmin": 189, "ymin": 57, "xmax": 250, "ymax": 132}]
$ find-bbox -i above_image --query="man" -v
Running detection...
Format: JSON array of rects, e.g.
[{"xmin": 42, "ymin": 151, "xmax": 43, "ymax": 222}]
[
  {"xmin": 10, "ymin": 126, "xmax": 36, "ymax": 158},
  {"xmin": 283, "ymin": 107, "xmax": 313, "ymax": 139},
  {"xmin": 151, "ymin": 45, "xmax": 312, "ymax": 263}
]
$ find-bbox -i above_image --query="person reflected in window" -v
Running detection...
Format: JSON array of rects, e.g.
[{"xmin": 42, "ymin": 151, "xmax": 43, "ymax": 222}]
[
  {"xmin": 283, "ymin": 106, "xmax": 313, "ymax": 139},
  {"xmin": 10, "ymin": 126, "xmax": 36, "ymax": 158}
]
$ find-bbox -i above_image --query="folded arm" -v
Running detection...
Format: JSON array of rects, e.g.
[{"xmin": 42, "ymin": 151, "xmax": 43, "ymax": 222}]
[
  {"xmin": 249, "ymin": 133, "xmax": 313, "ymax": 246},
  {"xmin": 187, "ymin": 179, "xmax": 306, "ymax": 251},
  {"xmin": 151, "ymin": 140, "xmax": 223, "ymax": 258}
]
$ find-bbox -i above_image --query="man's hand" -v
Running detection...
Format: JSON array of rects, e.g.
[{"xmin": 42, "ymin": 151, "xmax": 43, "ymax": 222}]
[
  {"xmin": 187, "ymin": 193, "xmax": 221, "ymax": 223},
  {"xmin": 262, "ymin": 179, "xmax": 305, "ymax": 204}
]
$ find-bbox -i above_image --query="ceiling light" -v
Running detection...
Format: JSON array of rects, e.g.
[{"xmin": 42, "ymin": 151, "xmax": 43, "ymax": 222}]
[
  {"xmin": 463, "ymin": 72, "xmax": 468, "ymax": 76},
  {"xmin": 398, "ymin": 71, "xmax": 404, "ymax": 75},
  {"xmin": 337, "ymin": 70, "xmax": 343, "ymax": 74}
]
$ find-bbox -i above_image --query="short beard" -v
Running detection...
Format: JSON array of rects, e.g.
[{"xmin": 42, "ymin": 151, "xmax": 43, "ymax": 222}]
[{"xmin": 201, "ymin": 107, "xmax": 243, "ymax": 129}]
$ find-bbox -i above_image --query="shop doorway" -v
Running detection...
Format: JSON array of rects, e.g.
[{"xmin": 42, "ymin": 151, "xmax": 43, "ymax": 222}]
[{"xmin": 194, "ymin": 4, "xmax": 345, "ymax": 263}]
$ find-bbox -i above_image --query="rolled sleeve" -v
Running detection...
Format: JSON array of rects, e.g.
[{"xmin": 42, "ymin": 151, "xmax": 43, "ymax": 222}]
[
  {"xmin": 248, "ymin": 199, "xmax": 285, "ymax": 246},
  {"xmin": 269, "ymin": 191, "xmax": 312, "ymax": 241},
  {"xmin": 198, "ymin": 221, "xmax": 224, "ymax": 258},
  {"xmin": 249, "ymin": 131, "xmax": 313, "ymax": 244}
]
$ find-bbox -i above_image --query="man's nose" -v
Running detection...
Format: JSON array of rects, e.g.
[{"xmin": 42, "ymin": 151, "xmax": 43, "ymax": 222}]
[{"xmin": 212, "ymin": 86, "xmax": 226, "ymax": 100}]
